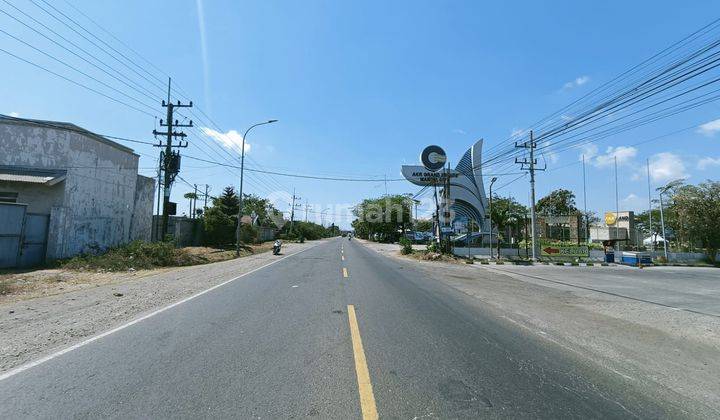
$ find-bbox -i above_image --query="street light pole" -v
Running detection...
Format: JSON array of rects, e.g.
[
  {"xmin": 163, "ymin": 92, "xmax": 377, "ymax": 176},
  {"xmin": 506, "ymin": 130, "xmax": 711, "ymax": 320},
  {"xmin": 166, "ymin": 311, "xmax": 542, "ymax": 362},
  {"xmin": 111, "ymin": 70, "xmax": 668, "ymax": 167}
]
[
  {"xmin": 236, "ymin": 119, "xmax": 278, "ymax": 256},
  {"xmin": 488, "ymin": 177, "xmax": 497, "ymax": 260}
]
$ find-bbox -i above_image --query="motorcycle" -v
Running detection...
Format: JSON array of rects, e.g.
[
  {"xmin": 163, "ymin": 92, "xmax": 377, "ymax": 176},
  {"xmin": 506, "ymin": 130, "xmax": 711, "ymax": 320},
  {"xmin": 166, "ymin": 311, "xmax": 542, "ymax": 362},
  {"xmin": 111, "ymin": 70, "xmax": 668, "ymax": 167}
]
[{"xmin": 272, "ymin": 241, "xmax": 282, "ymax": 255}]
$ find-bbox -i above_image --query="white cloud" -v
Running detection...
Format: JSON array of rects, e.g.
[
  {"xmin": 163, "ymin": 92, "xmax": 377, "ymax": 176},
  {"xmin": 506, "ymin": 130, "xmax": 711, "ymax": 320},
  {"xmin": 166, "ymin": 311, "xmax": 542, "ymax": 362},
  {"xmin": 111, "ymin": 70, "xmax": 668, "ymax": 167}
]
[
  {"xmin": 562, "ymin": 75, "xmax": 590, "ymax": 90},
  {"xmin": 452, "ymin": 128, "xmax": 467, "ymax": 135},
  {"xmin": 510, "ymin": 127, "xmax": 526, "ymax": 138},
  {"xmin": 544, "ymin": 151, "xmax": 559, "ymax": 164},
  {"xmin": 594, "ymin": 146, "xmax": 637, "ymax": 167},
  {"xmin": 200, "ymin": 127, "xmax": 250, "ymax": 154},
  {"xmin": 698, "ymin": 156, "xmax": 720, "ymax": 170},
  {"xmin": 577, "ymin": 143, "xmax": 598, "ymax": 161},
  {"xmin": 620, "ymin": 193, "xmax": 646, "ymax": 213},
  {"xmin": 649, "ymin": 152, "xmax": 687, "ymax": 183},
  {"xmin": 697, "ymin": 119, "xmax": 720, "ymax": 136},
  {"xmin": 8, "ymin": 111, "xmax": 19, "ymax": 117}
]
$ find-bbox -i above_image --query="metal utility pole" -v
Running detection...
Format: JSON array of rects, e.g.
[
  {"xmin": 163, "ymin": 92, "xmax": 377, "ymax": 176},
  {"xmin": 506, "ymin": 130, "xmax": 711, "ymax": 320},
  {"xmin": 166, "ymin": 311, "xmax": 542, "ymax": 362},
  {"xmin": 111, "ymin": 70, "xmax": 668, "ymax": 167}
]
[
  {"xmin": 304, "ymin": 199, "xmax": 311, "ymax": 222},
  {"xmin": 153, "ymin": 78, "xmax": 192, "ymax": 240},
  {"xmin": 646, "ymin": 159, "xmax": 653, "ymax": 251},
  {"xmin": 488, "ymin": 177, "xmax": 497, "ymax": 259},
  {"xmin": 235, "ymin": 120, "xmax": 277, "ymax": 256},
  {"xmin": 515, "ymin": 131, "xmax": 543, "ymax": 260},
  {"xmin": 614, "ymin": 156, "xmax": 620, "ymax": 252}
]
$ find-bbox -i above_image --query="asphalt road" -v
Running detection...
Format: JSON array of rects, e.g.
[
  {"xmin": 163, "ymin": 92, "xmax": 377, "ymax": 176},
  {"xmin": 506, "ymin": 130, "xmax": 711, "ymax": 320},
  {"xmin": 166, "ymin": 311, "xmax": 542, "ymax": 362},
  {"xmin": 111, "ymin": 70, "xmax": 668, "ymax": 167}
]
[{"xmin": 0, "ymin": 238, "xmax": 680, "ymax": 419}]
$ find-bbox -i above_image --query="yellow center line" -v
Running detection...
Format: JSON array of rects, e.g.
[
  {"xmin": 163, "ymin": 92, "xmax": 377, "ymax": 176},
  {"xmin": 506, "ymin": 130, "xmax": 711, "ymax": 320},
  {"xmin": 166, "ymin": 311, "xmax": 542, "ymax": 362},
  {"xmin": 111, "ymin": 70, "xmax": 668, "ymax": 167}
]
[
  {"xmin": 343, "ymin": 267, "xmax": 348, "ymax": 277},
  {"xmin": 347, "ymin": 305, "xmax": 378, "ymax": 420}
]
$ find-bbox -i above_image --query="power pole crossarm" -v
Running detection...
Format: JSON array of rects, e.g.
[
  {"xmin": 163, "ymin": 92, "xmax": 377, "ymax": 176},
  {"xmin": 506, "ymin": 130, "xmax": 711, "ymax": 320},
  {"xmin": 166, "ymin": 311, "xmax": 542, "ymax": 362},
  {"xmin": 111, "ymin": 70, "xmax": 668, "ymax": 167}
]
[
  {"xmin": 153, "ymin": 77, "xmax": 192, "ymax": 240},
  {"xmin": 514, "ymin": 131, "xmax": 544, "ymax": 261}
]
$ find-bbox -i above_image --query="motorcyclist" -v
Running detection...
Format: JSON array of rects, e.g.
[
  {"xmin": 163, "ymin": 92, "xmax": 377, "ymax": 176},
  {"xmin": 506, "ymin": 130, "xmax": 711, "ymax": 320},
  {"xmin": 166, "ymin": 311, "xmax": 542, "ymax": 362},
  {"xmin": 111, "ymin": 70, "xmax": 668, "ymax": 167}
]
[{"xmin": 273, "ymin": 239, "xmax": 282, "ymax": 255}]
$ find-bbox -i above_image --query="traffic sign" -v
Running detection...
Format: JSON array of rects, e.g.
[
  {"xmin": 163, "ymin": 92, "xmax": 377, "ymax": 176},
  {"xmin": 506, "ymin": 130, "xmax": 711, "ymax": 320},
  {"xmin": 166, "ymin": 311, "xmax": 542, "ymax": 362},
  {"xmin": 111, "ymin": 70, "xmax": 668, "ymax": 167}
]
[{"xmin": 541, "ymin": 245, "xmax": 589, "ymax": 257}]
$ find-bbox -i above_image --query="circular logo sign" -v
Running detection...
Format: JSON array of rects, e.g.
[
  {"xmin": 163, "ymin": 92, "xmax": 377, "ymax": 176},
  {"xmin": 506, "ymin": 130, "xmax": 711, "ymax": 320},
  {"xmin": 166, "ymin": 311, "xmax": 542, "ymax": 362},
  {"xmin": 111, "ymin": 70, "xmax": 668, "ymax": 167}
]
[
  {"xmin": 421, "ymin": 145, "xmax": 447, "ymax": 172},
  {"xmin": 604, "ymin": 212, "xmax": 617, "ymax": 226}
]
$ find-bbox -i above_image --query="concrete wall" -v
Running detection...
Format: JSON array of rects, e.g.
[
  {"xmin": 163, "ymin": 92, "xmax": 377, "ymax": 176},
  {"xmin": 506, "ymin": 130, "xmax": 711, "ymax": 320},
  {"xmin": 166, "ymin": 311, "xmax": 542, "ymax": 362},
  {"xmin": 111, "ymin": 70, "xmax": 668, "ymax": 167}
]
[
  {"xmin": 0, "ymin": 181, "xmax": 65, "ymax": 214},
  {"xmin": 0, "ymin": 119, "xmax": 153, "ymax": 258},
  {"xmin": 130, "ymin": 175, "xmax": 155, "ymax": 242}
]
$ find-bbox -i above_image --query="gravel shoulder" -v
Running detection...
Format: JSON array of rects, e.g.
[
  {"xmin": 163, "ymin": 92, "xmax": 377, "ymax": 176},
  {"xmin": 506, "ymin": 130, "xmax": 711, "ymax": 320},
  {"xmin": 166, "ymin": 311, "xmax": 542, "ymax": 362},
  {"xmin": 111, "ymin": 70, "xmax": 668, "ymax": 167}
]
[
  {"xmin": 0, "ymin": 240, "xmax": 325, "ymax": 373},
  {"xmin": 359, "ymin": 240, "xmax": 720, "ymax": 418}
]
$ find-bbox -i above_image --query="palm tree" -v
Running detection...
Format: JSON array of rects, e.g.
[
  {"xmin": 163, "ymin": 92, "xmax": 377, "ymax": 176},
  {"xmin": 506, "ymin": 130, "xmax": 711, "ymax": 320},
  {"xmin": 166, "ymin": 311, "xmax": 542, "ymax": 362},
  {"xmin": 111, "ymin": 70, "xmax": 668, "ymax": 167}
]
[{"xmin": 183, "ymin": 192, "xmax": 199, "ymax": 219}]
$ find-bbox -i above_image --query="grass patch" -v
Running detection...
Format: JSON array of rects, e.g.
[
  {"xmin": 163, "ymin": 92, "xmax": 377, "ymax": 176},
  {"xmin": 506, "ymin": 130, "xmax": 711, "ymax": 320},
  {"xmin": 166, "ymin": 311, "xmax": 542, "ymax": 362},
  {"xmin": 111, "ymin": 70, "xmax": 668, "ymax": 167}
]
[{"xmin": 59, "ymin": 241, "xmax": 221, "ymax": 272}]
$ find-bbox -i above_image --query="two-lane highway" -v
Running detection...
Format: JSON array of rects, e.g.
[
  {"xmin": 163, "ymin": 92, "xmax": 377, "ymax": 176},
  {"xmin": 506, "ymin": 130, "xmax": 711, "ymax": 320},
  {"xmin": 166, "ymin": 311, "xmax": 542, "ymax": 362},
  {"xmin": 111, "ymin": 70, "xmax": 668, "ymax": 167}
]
[{"xmin": 0, "ymin": 238, "xmax": 677, "ymax": 418}]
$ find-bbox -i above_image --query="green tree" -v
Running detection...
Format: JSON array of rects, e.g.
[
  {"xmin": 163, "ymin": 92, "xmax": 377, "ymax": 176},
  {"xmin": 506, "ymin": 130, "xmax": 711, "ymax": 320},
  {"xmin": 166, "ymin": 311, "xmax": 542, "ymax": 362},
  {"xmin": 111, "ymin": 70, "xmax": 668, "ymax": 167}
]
[
  {"xmin": 203, "ymin": 206, "xmax": 235, "ymax": 247},
  {"xmin": 668, "ymin": 180, "xmax": 720, "ymax": 261},
  {"xmin": 183, "ymin": 192, "xmax": 198, "ymax": 217},
  {"xmin": 490, "ymin": 195, "xmax": 527, "ymax": 254},
  {"xmin": 536, "ymin": 189, "xmax": 579, "ymax": 216},
  {"xmin": 240, "ymin": 194, "xmax": 283, "ymax": 227},
  {"xmin": 214, "ymin": 187, "xmax": 240, "ymax": 218},
  {"xmin": 352, "ymin": 195, "xmax": 413, "ymax": 242},
  {"xmin": 414, "ymin": 218, "xmax": 434, "ymax": 232}
]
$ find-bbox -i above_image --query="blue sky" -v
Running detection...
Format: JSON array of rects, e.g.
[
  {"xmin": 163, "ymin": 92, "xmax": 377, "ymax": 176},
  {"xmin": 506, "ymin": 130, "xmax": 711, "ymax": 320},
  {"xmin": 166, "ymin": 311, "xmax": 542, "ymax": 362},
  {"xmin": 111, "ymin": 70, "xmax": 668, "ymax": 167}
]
[{"xmin": 2, "ymin": 0, "xmax": 719, "ymax": 228}]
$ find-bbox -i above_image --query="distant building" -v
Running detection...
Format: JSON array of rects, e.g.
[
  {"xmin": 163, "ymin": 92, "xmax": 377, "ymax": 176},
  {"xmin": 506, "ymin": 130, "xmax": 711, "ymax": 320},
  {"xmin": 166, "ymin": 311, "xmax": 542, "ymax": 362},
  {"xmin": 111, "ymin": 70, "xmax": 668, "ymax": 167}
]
[
  {"xmin": 0, "ymin": 115, "xmax": 154, "ymax": 267},
  {"xmin": 589, "ymin": 211, "xmax": 642, "ymax": 246}
]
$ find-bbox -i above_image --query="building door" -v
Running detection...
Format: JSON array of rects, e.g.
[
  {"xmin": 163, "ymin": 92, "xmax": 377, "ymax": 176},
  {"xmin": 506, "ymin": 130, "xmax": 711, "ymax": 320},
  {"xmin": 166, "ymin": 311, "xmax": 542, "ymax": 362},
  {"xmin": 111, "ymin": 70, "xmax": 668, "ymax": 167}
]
[
  {"xmin": 0, "ymin": 202, "xmax": 27, "ymax": 268},
  {"xmin": 19, "ymin": 213, "xmax": 49, "ymax": 267}
]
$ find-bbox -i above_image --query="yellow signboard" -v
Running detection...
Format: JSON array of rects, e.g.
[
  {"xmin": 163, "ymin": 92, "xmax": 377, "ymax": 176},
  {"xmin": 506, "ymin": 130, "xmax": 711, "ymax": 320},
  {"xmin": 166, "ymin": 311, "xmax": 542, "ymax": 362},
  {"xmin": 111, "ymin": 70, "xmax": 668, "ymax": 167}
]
[{"xmin": 604, "ymin": 212, "xmax": 617, "ymax": 226}]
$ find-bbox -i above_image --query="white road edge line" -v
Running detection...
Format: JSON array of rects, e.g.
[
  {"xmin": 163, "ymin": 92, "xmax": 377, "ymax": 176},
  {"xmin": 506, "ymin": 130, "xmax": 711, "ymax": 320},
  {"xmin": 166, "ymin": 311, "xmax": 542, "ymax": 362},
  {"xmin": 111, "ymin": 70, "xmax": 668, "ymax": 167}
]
[{"xmin": 0, "ymin": 243, "xmax": 321, "ymax": 382}]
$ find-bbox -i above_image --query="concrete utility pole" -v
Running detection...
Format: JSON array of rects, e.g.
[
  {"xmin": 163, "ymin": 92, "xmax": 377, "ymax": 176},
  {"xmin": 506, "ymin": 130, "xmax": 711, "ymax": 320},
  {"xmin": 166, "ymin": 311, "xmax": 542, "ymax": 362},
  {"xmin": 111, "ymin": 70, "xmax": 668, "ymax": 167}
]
[
  {"xmin": 488, "ymin": 177, "xmax": 497, "ymax": 259},
  {"xmin": 204, "ymin": 184, "xmax": 209, "ymax": 210},
  {"xmin": 192, "ymin": 184, "xmax": 198, "ymax": 218},
  {"xmin": 153, "ymin": 78, "xmax": 192, "ymax": 240},
  {"xmin": 304, "ymin": 199, "xmax": 310, "ymax": 222},
  {"xmin": 289, "ymin": 189, "xmax": 301, "ymax": 234},
  {"xmin": 582, "ymin": 154, "xmax": 588, "ymax": 243},
  {"xmin": 235, "ymin": 120, "xmax": 277, "ymax": 256},
  {"xmin": 515, "ymin": 131, "xmax": 543, "ymax": 260},
  {"xmin": 646, "ymin": 159, "xmax": 654, "ymax": 251}
]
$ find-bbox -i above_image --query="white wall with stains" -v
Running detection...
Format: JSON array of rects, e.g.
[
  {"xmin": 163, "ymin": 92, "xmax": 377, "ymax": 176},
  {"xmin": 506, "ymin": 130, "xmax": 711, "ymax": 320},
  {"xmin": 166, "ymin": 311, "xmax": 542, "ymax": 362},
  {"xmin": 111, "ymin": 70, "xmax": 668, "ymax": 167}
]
[{"xmin": 0, "ymin": 118, "xmax": 155, "ymax": 259}]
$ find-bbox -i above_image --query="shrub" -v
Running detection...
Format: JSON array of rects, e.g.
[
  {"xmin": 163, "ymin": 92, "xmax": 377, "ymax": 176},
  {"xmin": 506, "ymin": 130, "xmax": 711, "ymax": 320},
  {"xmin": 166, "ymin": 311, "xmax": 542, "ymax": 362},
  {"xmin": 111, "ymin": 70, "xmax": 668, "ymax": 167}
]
[
  {"xmin": 399, "ymin": 237, "xmax": 413, "ymax": 255},
  {"xmin": 426, "ymin": 241, "xmax": 438, "ymax": 253},
  {"xmin": 60, "ymin": 241, "xmax": 204, "ymax": 271},
  {"xmin": 238, "ymin": 224, "xmax": 258, "ymax": 244}
]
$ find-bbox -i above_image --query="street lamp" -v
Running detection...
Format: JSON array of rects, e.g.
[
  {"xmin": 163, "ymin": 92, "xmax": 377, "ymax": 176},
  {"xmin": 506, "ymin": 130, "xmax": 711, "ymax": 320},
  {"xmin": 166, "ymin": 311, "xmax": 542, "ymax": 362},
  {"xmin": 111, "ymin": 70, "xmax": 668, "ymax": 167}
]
[
  {"xmin": 488, "ymin": 177, "xmax": 498, "ymax": 259},
  {"xmin": 235, "ymin": 119, "xmax": 278, "ymax": 256}
]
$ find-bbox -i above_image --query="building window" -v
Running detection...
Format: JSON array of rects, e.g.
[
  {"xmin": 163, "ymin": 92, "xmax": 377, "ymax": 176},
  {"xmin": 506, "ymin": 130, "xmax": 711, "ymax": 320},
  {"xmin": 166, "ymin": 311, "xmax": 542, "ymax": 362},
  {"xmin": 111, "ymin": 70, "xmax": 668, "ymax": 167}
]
[{"xmin": 0, "ymin": 192, "xmax": 18, "ymax": 203}]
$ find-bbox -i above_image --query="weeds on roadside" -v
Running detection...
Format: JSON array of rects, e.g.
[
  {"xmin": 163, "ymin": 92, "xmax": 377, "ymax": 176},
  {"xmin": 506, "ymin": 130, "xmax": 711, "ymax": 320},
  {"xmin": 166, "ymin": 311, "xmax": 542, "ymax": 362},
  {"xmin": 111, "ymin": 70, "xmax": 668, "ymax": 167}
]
[{"xmin": 59, "ymin": 241, "xmax": 206, "ymax": 272}]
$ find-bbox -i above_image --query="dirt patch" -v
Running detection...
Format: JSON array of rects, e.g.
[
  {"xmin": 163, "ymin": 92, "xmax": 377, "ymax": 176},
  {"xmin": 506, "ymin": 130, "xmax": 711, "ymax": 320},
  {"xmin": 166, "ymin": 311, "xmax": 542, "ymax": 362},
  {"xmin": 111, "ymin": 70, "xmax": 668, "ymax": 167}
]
[
  {"xmin": 0, "ymin": 240, "xmax": 325, "ymax": 373},
  {"xmin": 0, "ymin": 243, "xmax": 274, "ymax": 304}
]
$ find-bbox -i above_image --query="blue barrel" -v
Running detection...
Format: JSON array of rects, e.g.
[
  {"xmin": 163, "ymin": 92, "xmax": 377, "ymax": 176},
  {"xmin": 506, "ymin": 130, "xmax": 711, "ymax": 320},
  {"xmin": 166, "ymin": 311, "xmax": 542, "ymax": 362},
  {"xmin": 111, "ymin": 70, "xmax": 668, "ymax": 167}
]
[{"xmin": 605, "ymin": 252, "xmax": 615, "ymax": 263}]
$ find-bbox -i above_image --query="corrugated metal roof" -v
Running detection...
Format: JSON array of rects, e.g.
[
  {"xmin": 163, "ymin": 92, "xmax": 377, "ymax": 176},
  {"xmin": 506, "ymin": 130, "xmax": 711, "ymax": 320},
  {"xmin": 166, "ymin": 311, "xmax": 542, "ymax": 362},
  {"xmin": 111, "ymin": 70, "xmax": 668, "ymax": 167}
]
[{"xmin": 0, "ymin": 166, "xmax": 67, "ymax": 185}]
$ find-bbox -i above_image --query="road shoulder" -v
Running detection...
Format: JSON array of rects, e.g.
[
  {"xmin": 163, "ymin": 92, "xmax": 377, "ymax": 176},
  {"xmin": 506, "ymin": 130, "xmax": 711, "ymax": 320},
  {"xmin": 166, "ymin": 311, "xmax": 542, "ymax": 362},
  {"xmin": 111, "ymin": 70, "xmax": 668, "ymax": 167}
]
[{"xmin": 0, "ymin": 240, "xmax": 326, "ymax": 374}]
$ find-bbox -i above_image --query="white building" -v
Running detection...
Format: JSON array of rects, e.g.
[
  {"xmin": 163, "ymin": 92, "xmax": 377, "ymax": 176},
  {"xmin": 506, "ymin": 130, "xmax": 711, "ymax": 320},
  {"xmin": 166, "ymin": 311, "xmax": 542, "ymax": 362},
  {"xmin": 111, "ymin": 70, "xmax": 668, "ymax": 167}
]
[{"xmin": 0, "ymin": 115, "xmax": 154, "ymax": 267}]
